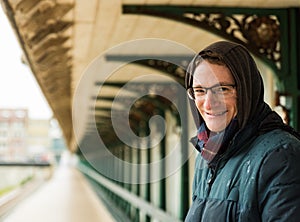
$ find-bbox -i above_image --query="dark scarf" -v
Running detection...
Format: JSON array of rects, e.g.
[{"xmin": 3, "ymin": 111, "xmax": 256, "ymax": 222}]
[{"xmin": 196, "ymin": 118, "xmax": 238, "ymax": 162}]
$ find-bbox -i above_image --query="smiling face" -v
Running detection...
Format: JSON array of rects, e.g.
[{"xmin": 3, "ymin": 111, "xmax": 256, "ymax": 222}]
[{"xmin": 193, "ymin": 60, "xmax": 237, "ymax": 132}]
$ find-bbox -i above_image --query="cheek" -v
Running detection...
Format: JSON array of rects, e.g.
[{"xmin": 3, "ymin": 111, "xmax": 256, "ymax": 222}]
[
  {"xmin": 229, "ymin": 98, "xmax": 238, "ymax": 116},
  {"xmin": 194, "ymin": 101, "xmax": 203, "ymax": 112}
]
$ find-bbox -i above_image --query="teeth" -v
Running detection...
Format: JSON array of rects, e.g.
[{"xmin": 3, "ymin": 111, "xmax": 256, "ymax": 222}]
[{"xmin": 208, "ymin": 111, "xmax": 226, "ymax": 116}]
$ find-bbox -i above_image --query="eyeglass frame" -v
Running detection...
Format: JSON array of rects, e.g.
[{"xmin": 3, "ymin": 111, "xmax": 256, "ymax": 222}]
[{"xmin": 187, "ymin": 84, "xmax": 236, "ymax": 100}]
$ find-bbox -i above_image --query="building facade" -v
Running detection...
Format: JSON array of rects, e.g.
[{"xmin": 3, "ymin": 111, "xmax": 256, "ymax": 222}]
[
  {"xmin": 0, "ymin": 108, "xmax": 65, "ymax": 163},
  {"xmin": 0, "ymin": 108, "xmax": 28, "ymax": 161}
]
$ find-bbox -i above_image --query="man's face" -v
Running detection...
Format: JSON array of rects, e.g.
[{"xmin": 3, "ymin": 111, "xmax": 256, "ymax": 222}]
[{"xmin": 193, "ymin": 61, "xmax": 237, "ymax": 132}]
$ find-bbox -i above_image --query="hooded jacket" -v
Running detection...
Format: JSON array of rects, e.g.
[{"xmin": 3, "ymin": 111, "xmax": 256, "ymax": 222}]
[{"xmin": 185, "ymin": 41, "xmax": 300, "ymax": 221}]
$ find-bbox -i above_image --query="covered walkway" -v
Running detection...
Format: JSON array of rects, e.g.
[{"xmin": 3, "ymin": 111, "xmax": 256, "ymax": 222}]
[
  {"xmin": 1, "ymin": 1, "xmax": 299, "ymax": 221},
  {"xmin": 2, "ymin": 153, "xmax": 115, "ymax": 222}
]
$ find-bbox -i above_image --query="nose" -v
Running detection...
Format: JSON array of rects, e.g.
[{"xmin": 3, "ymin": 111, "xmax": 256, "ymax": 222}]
[{"xmin": 202, "ymin": 90, "xmax": 221, "ymax": 109}]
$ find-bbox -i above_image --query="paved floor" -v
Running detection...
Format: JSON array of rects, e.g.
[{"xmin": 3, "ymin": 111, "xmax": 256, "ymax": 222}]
[{"xmin": 3, "ymin": 154, "xmax": 115, "ymax": 222}]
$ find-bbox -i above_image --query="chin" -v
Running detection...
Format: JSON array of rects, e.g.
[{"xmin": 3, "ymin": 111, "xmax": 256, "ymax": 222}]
[{"xmin": 206, "ymin": 121, "xmax": 228, "ymax": 132}]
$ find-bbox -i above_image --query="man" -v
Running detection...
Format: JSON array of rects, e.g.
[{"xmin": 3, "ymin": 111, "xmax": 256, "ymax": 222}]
[{"xmin": 185, "ymin": 41, "xmax": 300, "ymax": 221}]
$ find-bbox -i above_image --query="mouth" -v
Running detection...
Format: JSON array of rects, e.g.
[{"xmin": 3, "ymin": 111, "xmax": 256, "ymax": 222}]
[{"xmin": 205, "ymin": 110, "xmax": 227, "ymax": 117}]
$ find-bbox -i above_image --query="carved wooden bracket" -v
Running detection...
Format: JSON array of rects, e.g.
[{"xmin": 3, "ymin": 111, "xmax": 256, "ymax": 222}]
[{"xmin": 123, "ymin": 5, "xmax": 283, "ymax": 72}]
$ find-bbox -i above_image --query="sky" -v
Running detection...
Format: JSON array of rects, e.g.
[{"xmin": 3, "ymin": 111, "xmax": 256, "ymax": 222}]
[{"xmin": 0, "ymin": 6, "xmax": 52, "ymax": 119}]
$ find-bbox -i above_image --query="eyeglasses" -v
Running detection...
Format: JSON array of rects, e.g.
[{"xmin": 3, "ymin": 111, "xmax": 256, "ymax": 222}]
[{"xmin": 187, "ymin": 84, "xmax": 236, "ymax": 100}]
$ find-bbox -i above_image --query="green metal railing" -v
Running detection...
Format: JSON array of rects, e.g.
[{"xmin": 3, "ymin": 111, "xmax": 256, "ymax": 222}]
[{"xmin": 77, "ymin": 162, "xmax": 182, "ymax": 222}]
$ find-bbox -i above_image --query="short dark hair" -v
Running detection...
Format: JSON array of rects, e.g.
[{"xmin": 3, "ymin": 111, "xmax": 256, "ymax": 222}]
[
  {"xmin": 197, "ymin": 50, "xmax": 227, "ymax": 66},
  {"xmin": 186, "ymin": 50, "xmax": 228, "ymax": 89}
]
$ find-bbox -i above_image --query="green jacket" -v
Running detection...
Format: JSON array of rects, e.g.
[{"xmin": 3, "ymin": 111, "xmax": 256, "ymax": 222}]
[{"xmin": 185, "ymin": 129, "xmax": 300, "ymax": 221}]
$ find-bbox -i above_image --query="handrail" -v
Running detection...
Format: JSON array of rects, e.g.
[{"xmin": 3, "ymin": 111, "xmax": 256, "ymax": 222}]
[
  {"xmin": 77, "ymin": 162, "xmax": 182, "ymax": 222},
  {"xmin": 0, "ymin": 179, "xmax": 44, "ymax": 219},
  {"xmin": 0, "ymin": 161, "xmax": 51, "ymax": 167}
]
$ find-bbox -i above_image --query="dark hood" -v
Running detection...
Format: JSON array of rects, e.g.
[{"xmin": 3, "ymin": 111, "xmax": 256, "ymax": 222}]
[{"xmin": 185, "ymin": 41, "xmax": 300, "ymax": 144}]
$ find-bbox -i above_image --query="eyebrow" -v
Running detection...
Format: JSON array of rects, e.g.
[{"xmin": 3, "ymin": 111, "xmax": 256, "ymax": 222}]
[{"xmin": 192, "ymin": 82, "xmax": 235, "ymax": 88}]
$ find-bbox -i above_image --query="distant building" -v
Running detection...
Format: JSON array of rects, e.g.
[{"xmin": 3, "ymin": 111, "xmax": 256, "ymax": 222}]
[
  {"xmin": 26, "ymin": 118, "xmax": 51, "ymax": 161},
  {"xmin": 0, "ymin": 108, "xmax": 66, "ymax": 163},
  {"xmin": 0, "ymin": 108, "xmax": 28, "ymax": 161},
  {"xmin": 49, "ymin": 119, "xmax": 67, "ymax": 163}
]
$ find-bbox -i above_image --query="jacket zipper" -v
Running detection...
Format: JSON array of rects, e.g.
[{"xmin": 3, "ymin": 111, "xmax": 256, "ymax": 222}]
[
  {"xmin": 206, "ymin": 159, "xmax": 221, "ymax": 196},
  {"xmin": 206, "ymin": 139, "xmax": 234, "ymax": 196}
]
